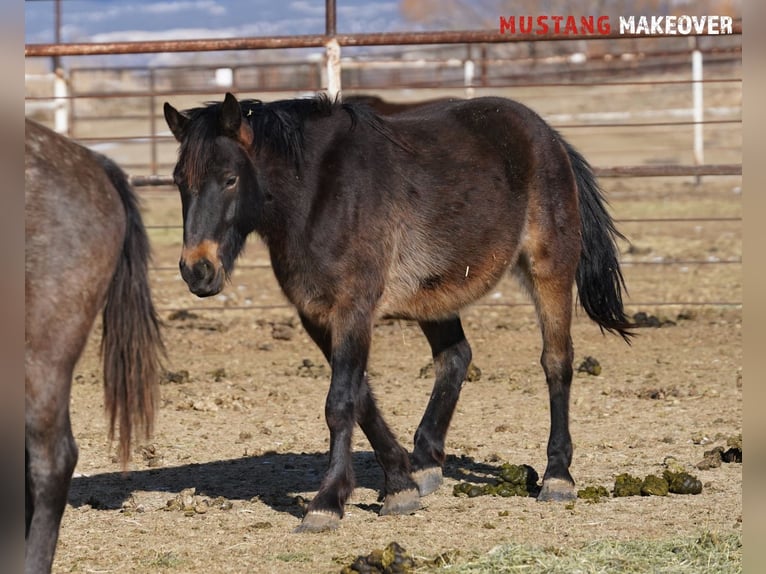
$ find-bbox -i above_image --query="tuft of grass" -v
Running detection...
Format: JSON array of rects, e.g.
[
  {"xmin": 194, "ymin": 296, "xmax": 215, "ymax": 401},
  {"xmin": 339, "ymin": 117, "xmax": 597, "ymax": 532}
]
[
  {"xmin": 275, "ymin": 551, "xmax": 312, "ymax": 563},
  {"xmin": 145, "ymin": 551, "xmax": 184, "ymax": 569},
  {"xmin": 422, "ymin": 532, "xmax": 741, "ymax": 574}
]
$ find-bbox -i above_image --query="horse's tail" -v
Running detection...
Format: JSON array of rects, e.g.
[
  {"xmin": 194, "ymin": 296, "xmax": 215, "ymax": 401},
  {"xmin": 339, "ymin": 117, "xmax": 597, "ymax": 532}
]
[
  {"xmin": 563, "ymin": 139, "xmax": 634, "ymax": 342},
  {"xmin": 98, "ymin": 156, "xmax": 165, "ymax": 466}
]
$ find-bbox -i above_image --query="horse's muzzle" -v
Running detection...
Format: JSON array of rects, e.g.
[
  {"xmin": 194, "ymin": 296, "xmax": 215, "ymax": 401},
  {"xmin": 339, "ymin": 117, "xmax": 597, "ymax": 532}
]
[{"xmin": 179, "ymin": 257, "xmax": 223, "ymax": 297}]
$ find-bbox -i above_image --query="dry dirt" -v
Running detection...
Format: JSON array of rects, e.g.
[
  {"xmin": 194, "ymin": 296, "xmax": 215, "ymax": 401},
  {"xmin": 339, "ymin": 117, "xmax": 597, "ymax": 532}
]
[{"xmin": 51, "ymin": 172, "xmax": 743, "ymax": 573}]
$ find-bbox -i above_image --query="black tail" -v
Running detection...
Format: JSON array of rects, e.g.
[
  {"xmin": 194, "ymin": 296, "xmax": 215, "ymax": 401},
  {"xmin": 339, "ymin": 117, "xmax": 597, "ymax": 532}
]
[
  {"xmin": 564, "ymin": 140, "xmax": 634, "ymax": 342},
  {"xmin": 98, "ymin": 156, "xmax": 165, "ymax": 466}
]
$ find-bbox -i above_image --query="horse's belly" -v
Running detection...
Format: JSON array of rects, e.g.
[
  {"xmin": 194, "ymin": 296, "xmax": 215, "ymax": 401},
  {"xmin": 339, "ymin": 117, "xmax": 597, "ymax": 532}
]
[{"xmin": 377, "ymin": 247, "xmax": 515, "ymax": 321}]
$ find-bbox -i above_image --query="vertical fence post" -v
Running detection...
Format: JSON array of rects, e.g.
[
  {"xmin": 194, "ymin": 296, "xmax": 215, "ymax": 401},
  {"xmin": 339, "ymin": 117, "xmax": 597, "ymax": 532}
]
[
  {"xmin": 324, "ymin": 0, "xmax": 340, "ymax": 100},
  {"xmin": 692, "ymin": 43, "xmax": 704, "ymax": 185},
  {"xmin": 149, "ymin": 68, "xmax": 158, "ymax": 175},
  {"xmin": 53, "ymin": 68, "xmax": 68, "ymax": 135},
  {"xmin": 464, "ymin": 60, "xmax": 475, "ymax": 97},
  {"xmin": 325, "ymin": 38, "xmax": 341, "ymax": 100}
]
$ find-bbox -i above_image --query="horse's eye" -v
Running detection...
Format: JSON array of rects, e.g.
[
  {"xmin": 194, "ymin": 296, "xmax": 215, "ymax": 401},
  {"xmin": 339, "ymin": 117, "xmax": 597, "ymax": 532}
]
[{"xmin": 224, "ymin": 176, "xmax": 238, "ymax": 189}]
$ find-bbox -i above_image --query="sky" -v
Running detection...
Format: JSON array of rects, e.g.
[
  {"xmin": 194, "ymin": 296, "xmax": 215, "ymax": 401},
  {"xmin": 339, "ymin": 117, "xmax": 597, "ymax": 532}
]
[
  {"xmin": 24, "ymin": 0, "xmax": 412, "ymax": 45},
  {"xmin": 24, "ymin": 0, "xmax": 427, "ymax": 67}
]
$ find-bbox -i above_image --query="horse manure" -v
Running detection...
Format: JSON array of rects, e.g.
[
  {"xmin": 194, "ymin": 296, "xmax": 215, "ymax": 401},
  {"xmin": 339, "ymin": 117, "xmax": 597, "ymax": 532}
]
[
  {"xmin": 577, "ymin": 485, "xmax": 609, "ymax": 502},
  {"xmin": 663, "ymin": 470, "xmax": 703, "ymax": 494},
  {"xmin": 723, "ymin": 434, "xmax": 743, "ymax": 462},
  {"xmin": 697, "ymin": 439, "xmax": 742, "ymax": 468},
  {"xmin": 453, "ymin": 463, "xmax": 539, "ymax": 498},
  {"xmin": 641, "ymin": 475, "xmax": 669, "ymax": 496},
  {"xmin": 340, "ymin": 542, "xmax": 416, "ymax": 574},
  {"xmin": 577, "ymin": 356, "xmax": 601, "ymax": 376},
  {"xmin": 613, "ymin": 473, "xmax": 643, "ymax": 497},
  {"xmin": 722, "ymin": 447, "xmax": 742, "ymax": 463},
  {"xmin": 663, "ymin": 456, "xmax": 686, "ymax": 475},
  {"xmin": 613, "ymin": 470, "xmax": 698, "ymax": 497},
  {"xmin": 498, "ymin": 463, "xmax": 539, "ymax": 488},
  {"xmin": 697, "ymin": 446, "xmax": 724, "ymax": 470},
  {"xmin": 466, "ymin": 363, "xmax": 482, "ymax": 382}
]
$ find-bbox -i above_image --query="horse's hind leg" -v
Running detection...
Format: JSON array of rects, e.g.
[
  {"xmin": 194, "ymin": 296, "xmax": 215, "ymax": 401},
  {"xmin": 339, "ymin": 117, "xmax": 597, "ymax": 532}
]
[
  {"xmin": 411, "ymin": 317, "xmax": 472, "ymax": 496},
  {"xmin": 517, "ymin": 254, "xmax": 578, "ymax": 502},
  {"xmin": 25, "ymin": 365, "xmax": 78, "ymax": 574}
]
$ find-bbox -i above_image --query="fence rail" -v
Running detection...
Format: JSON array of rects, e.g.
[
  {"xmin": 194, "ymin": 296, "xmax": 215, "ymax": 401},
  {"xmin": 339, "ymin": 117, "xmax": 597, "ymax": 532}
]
[{"xmin": 24, "ymin": 21, "xmax": 743, "ymax": 58}]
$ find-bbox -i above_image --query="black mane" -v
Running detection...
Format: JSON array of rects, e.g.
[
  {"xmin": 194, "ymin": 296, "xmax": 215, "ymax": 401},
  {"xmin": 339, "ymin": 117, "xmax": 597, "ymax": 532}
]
[{"xmin": 179, "ymin": 93, "xmax": 406, "ymax": 178}]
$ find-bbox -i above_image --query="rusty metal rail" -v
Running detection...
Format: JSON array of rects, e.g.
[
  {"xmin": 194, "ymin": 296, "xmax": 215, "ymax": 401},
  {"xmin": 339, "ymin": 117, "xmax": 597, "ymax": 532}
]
[
  {"xmin": 25, "ymin": 23, "xmax": 742, "ymax": 58},
  {"xmin": 128, "ymin": 163, "xmax": 741, "ymax": 187}
]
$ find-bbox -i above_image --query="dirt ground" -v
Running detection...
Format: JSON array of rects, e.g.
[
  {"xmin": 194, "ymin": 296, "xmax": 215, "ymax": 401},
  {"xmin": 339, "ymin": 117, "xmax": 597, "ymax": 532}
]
[{"xmin": 50, "ymin": 171, "xmax": 743, "ymax": 573}]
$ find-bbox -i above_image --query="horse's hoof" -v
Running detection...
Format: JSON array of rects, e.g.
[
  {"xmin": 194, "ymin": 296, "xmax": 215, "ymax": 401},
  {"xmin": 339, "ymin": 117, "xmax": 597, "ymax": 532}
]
[
  {"xmin": 412, "ymin": 467, "xmax": 443, "ymax": 497},
  {"xmin": 294, "ymin": 510, "xmax": 341, "ymax": 533},
  {"xmin": 537, "ymin": 477, "xmax": 576, "ymax": 502},
  {"xmin": 380, "ymin": 489, "xmax": 420, "ymax": 515}
]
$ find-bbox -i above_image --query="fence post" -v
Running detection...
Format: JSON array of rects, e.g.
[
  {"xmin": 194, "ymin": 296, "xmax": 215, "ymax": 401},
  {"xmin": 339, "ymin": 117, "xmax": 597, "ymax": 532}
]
[
  {"xmin": 53, "ymin": 68, "xmax": 68, "ymax": 135},
  {"xmin": 149, "ymin": 68, "xmax": 158, "ymax": 175},
  {"xmin": 464, "ymin": 59, "xmax": 475, "ymax": 97},
  {"xmin": 692, "ymin": 43, "xmax": 704, "ymax": 185},
  {"xmin": 325, "ymin": 38, "xmax": 341, "ymax": 100}
]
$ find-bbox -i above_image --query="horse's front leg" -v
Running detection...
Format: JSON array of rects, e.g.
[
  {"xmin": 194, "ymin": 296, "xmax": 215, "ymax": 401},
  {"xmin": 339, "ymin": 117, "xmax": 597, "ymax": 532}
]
[
  {"xmin": 296, "ymin": 313, "xmax": 370, "ymax": 533},
  {"xmin": 296, "ymin": 313, "xmax": 418, "ymax": 532},
  {"xmin": 356, "ymin": 374, "xmax": 420, "ymax": 515}
]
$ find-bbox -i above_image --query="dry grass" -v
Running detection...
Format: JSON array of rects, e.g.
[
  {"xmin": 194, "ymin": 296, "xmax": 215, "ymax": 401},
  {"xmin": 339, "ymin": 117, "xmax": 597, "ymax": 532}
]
[{"xmin": 423, "ymin": 531, "xmax": 742, "ymax": 573}]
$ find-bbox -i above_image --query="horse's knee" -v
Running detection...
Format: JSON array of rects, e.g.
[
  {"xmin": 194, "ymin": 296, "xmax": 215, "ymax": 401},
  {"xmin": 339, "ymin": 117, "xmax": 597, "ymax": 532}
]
[{"xmin": 434, "ymin": 339, "xmax": 472, "ymax": 383}]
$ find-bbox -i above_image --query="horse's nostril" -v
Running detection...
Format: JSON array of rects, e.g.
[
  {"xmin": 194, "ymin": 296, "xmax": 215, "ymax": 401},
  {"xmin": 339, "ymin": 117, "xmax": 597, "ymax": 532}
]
[{"xmin": 192, "ymin": 258, "xmax": 214, "ymax": 281}]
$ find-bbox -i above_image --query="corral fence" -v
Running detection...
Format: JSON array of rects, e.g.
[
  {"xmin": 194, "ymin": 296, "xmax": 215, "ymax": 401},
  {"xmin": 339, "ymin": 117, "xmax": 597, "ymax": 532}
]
[{"xmin": 25, "ymin": 2, "xmax": 742, "ymax": 311}]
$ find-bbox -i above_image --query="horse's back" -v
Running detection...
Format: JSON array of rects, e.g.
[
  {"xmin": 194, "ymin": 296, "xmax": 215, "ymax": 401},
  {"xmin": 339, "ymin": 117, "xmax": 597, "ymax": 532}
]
[{"xmin": 25, "ymin": 120, "xmax": 126, "ymax": 366}]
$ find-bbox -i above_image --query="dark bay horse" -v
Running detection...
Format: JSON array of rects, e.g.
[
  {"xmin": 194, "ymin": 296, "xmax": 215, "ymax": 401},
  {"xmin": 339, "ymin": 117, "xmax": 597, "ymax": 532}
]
[
  {"xmin": 25, "ymin": 119, "xmax": 164, "ymax": 573},
  {"xmin": 163, "ymin": 92, "xmax": 632, "ymax": 532}
]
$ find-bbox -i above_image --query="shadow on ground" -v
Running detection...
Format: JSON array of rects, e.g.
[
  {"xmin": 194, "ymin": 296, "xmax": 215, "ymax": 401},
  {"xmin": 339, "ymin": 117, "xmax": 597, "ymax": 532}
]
[{"xmin": 68, "ymin": 452, "xmax": 514, "ymax": 519}]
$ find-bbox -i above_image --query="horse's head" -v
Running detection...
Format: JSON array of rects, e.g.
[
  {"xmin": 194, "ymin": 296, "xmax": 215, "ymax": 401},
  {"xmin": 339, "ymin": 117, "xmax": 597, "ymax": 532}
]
[{"xmin": 163, "ymin": 93, "xmax": 256, "ymax": 297}]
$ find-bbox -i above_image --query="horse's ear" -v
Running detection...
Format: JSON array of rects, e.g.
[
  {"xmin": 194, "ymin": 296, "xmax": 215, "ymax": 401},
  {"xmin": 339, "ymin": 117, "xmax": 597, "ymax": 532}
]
[
  {"xmin": 163, "ymin": 102, "xmax": 189, "ymax": 142},
  {"xmin": 220, "ymin": 92, "xmax": 242, "ymax": 136},
  {"xmin": 220, "ymin": 92, "xmax": 253, "ymax": 147}
]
